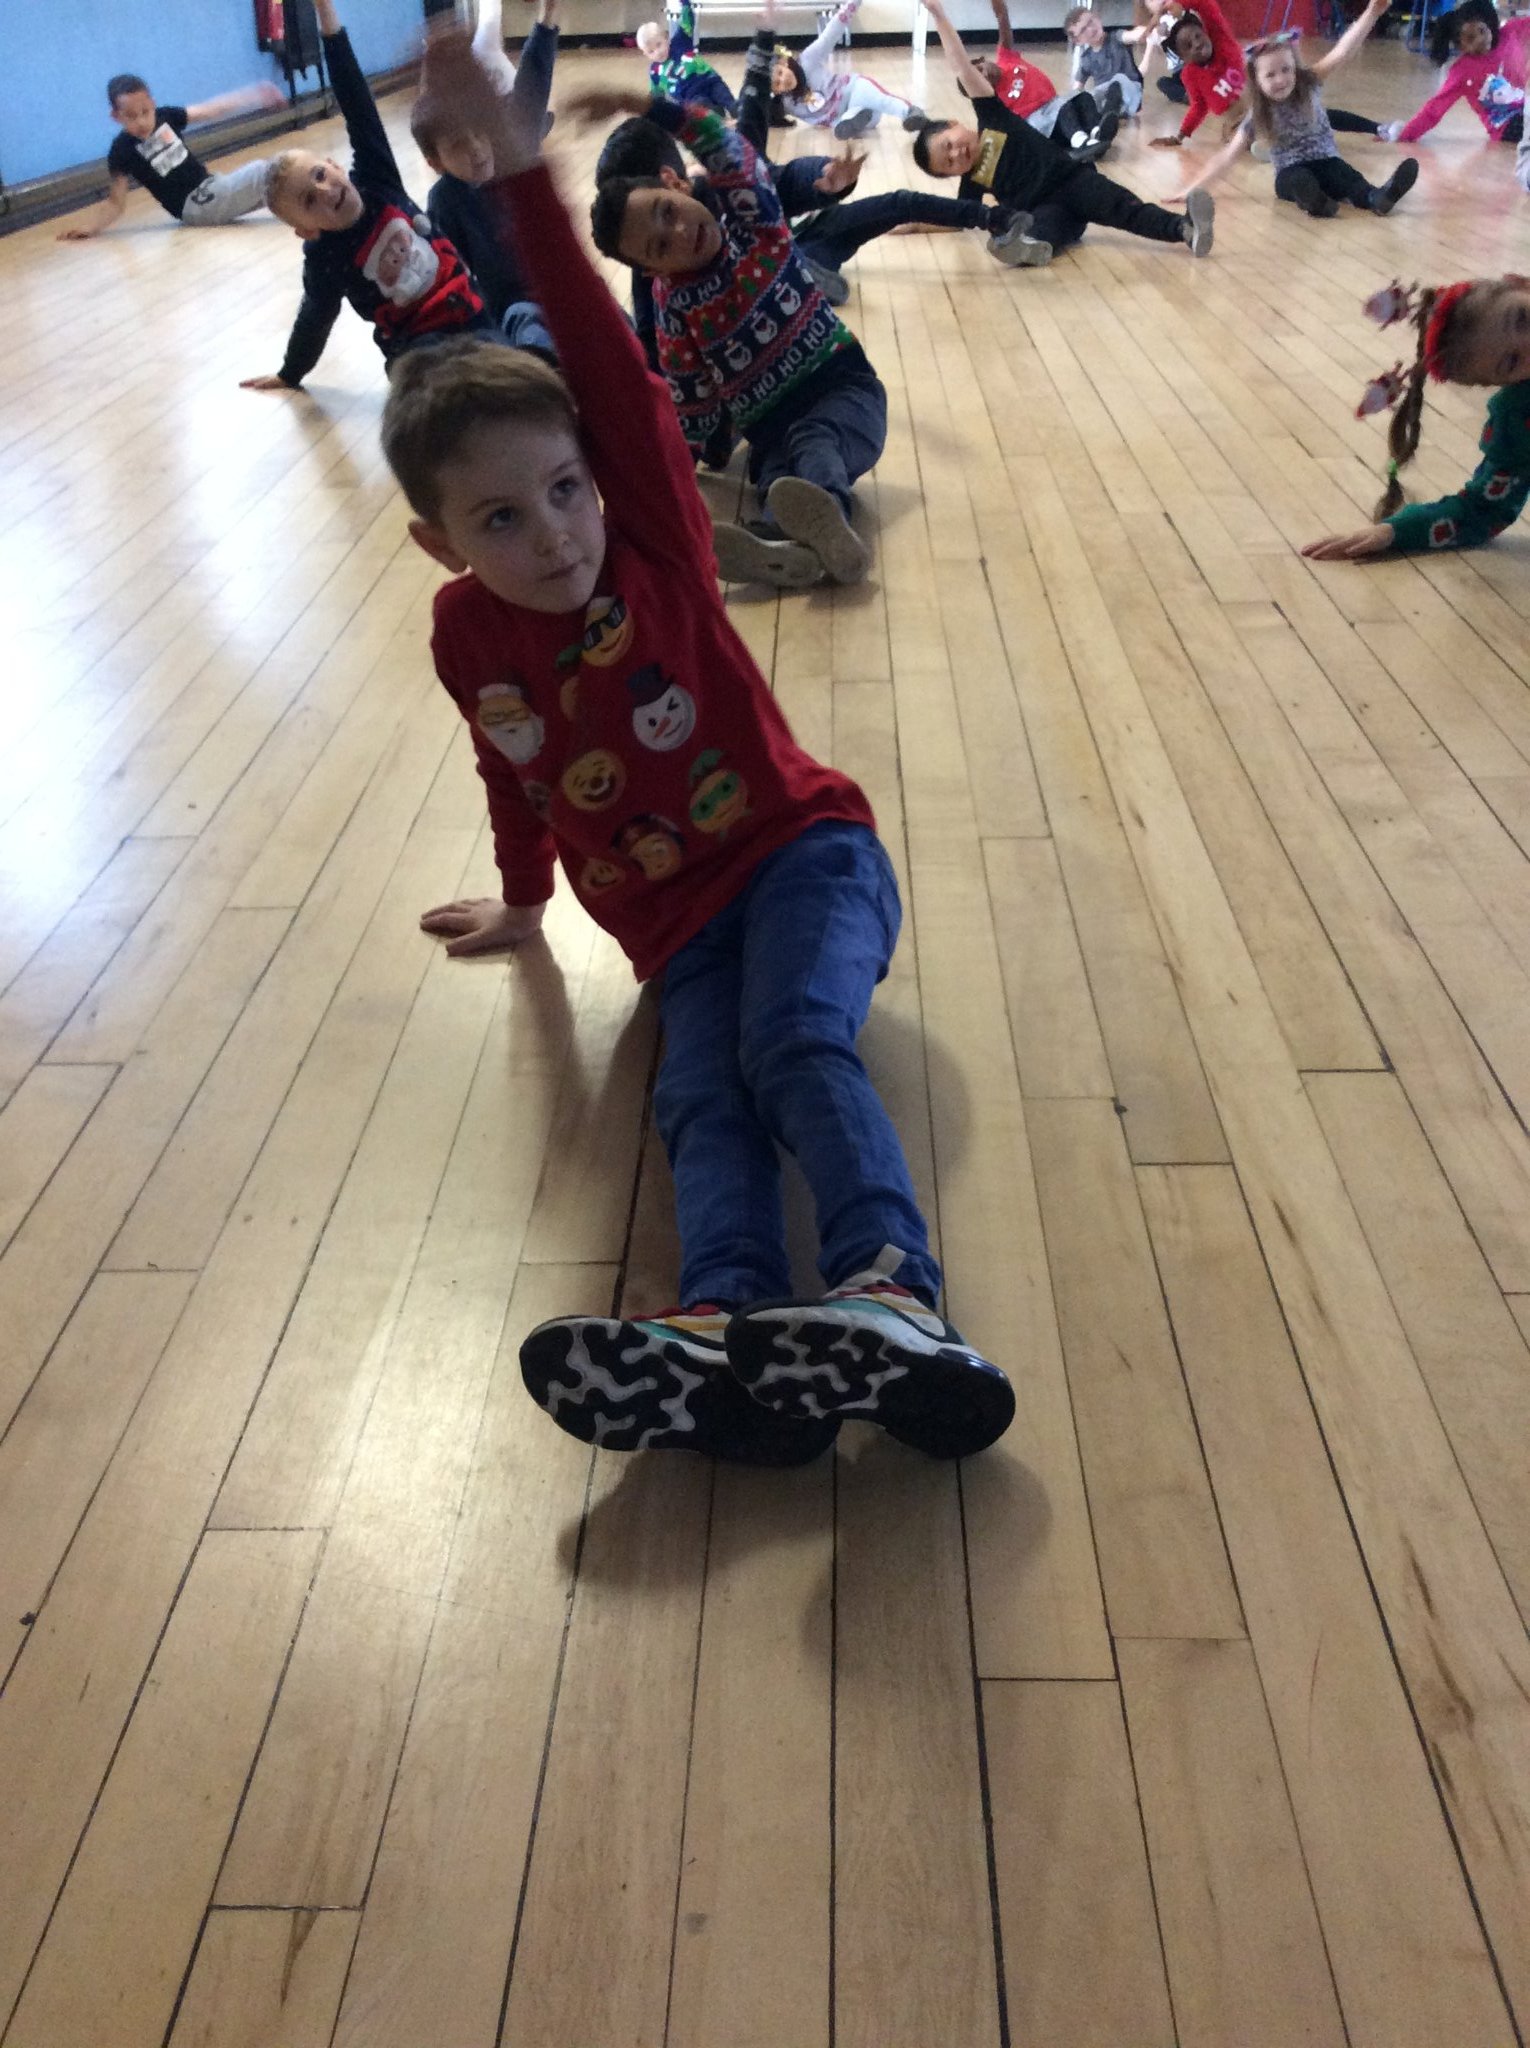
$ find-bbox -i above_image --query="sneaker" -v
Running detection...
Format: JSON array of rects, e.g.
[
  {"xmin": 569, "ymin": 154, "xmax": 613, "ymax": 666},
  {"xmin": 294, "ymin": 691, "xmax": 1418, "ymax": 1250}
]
[
  {"xmin": 1249, "ymin": 138, "xmax": 1271, "ymax": 161},
  {"xmin": 725, "ymin": 1255, "xmax": 1016, "ymax": 1460},
  {"xmin": 1369, "ymin": 156, "xmax": 1418, "ymax": 214},
  {"xmin": 520, "ymin": 1306, "xmax": 840, "ymax": 1464},
  {"xmin": 833, "ymin": 108, "xmax": 876, "ymax": 139},
  {"xmin": 1100, "ymin": 79, "xmax": 1124, "ymax": 117},
  {"xmin": 1082, "ymin": 109, "xmax": 1120, "ymax": 158},
  {"xmin": 711, "ymin": 519, "xmax": 824, "ymax": 588},
  {"xmin": 987, "ymin": 211, "xmax": 1053, "ymax": 266},
  {"xmin": 901, "ymin": 105, "xmax": 927, "ymax": 130},
  {"xmin": 1182, "ymin": 186, "xmax": 1215, "ymax": 255},
  {"xmin": 803, "ymin": 254, "xmax": 851, "ymax": 306},
  {"xmin": 764, "ymin": 475, "xmax": 871, "ymax": 584}
]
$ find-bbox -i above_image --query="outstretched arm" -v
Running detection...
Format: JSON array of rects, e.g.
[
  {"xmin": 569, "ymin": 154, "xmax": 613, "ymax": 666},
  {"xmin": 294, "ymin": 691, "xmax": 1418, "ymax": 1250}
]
[
  {"xmin": 56, "ymin": 172, "xmax": 131, "ymax": 239},
  {"xmin": 988, "ymin": 0, "xmax": 1015, "ymax": 50},
  {"xmin": 1396, "ymin": 60, "xmax": 1472, "ymax": 141},
  {"xmin": 1311, "ymin": 0, "xmax": 1387, "ymax": 80},
  {"xmin": 184, "ymin": 80, "xmax": 286, "ymax": 125},
  {"xmin": 797, "ymin": 0, "xmax": 861, "ymax": 88},
  {"xmin": 1166, "ymin": 118, "xmax": 1248, "ymax": 194},
  {"xmin": 925, "ymin": 0, "xmax": 995, "ymax": 97},
  {"xmin": 312, "ymin": 0, "xmax": 403, "ymax": 190}
]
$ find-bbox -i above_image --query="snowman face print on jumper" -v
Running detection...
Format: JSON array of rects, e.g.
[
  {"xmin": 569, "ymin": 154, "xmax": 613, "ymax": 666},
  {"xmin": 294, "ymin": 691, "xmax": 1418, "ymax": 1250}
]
[
  {"xmin": 627, "ymin": 665, "xmax": 697, "ymax": 752},
  {"xmin": 476, "ymin": 683, "xmax": 545, "ymax": 767}
]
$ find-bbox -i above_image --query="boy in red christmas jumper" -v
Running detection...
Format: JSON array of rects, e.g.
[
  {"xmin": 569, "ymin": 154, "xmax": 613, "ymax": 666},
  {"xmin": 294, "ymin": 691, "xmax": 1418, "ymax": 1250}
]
[
  {"xmin": 1148, "ymin": 0, "xmax": 1246, "ymax": 147},
  {"xmin": 389, "ymin": 24, "xmax": 1016, "ymax": 1467}
]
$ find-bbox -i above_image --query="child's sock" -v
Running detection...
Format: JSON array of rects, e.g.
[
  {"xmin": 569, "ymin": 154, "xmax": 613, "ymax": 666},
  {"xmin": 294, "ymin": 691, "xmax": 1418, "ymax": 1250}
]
[
  {"xmin": 724, "ymin": 1260, "xmax": 1015, "ymax": 1460},
  {"xmin": 519, "ymin": 1305, "xmax": 841, "ymax": 1464},
  {"xmin": 765, "ymin": 476, "xmax": 871, "ymax": 585},
  {"xmin": 711, "ymin": 521, "xmax": 825, "ymax": 588}
]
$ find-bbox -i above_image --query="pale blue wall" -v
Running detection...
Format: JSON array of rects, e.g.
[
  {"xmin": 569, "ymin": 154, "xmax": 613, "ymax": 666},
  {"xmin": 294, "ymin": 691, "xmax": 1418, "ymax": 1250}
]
[{"xmin": 0, "ymin": 0, "xmax": 424, "ymax": 187}]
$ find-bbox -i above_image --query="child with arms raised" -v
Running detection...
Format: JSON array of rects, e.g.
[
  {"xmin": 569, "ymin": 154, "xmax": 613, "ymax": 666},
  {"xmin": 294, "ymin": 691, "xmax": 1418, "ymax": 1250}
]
[
  {"xmin": 242, "ymin": 0, "xmax": 500, "ymax": 391},
  {"xmin": 636, "ymin": 0, "xmax": 739, "ymax": 117},
  {"xmin": 1304, "ymin": 276, "xmax": 1530, "ymax": 559},
  {"xmin": 393, "ymin": 24, "xmax": 1015, "ymax": 1467},
  {"xmin": 588, "ymin": 74, "xmax": 889, "ymax": 588},
  {"xmin": 771, "ymin": 0, "xmax": 924, "ymax": 138},
  {"xmin": 1380, "ymin": 0, "xmax": 1527, "ymax": 147},
  {"xmin": 916, "ymin": 0, "xmax": 1215, "ymax": 264},
  {"xmin": 58, "ymin": 70, "xmax": 284, "ymax": 238},
  {"xmin": 1169, "ymin": 5, "xmax": 1418, "ymax": 217}
]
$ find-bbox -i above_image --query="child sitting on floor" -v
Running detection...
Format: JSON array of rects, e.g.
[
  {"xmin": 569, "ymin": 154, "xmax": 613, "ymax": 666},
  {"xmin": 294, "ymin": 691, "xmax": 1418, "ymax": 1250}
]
[
  {"xmin": 771, "ymin": 0, "xmax": 924, "ymax": 138},
  {"xmin": 979, "ymin": 0, "xmax": 1123, "ymax": 156},
  {"xmin": 414, "ymin": 0, "xmax": 561, "ymax": 358},
  {"xmin": 588, "ymin": 75, "xmax": 889, "ymax": 589},
  {"xmin": 1147, "ymin": 0, "xmax": 1247, "ymax": 147},
  {"xmin": 1065, "ymin": 5, "xmax": 1147, "ymax": 116},
  {"xmin": 915, "ymin": 0, "xmax": 1215, "ymax": 263},
  {"xmin": 636, "ymin": 0, "xmax": 739, "ymax": 117},
  {"xmin": 1303, "ymin": 276, "xmax": 1530, "ymax": 559},
  {"xmin": 57, "ymin": 70, "xmax": 285, "ymax": 238},
  {"xmin": 1169, "ymin": 2, "xmax": 1419, "ymax": 216},
  {"xmin": 240, "ymin": 0, "xmax": 501, "ymax": 392},
  {"xmin": 1379, "ymin": 0, "xmax": 1528, "ymax": 146},
  {"xmin": 391, "ymin": 22, "xmax": 1016, "ymax": 1468}
]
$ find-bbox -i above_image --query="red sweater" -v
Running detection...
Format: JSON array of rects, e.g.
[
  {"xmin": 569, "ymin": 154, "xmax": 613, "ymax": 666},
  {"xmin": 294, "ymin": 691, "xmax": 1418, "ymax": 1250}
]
[
  {"xmin": 992, "ymin": 46, "xmax": 1059, "ymax": 120},
  {"xmin": 429, "ymin": 164, "xmax": 873, "ymax": 983},
  {"xmin": 1175, "ymin": 0, "xmax": 1246, "ymax": 135}
]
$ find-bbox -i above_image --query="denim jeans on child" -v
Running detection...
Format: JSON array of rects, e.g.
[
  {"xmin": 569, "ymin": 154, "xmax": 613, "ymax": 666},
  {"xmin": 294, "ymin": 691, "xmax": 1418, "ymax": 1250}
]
[
  {"xmin": 653, "ymin": 819, "xmax": 940, "ymax": 1311},
  {"xmin": 745, "ymin": 356, "xmax": 888, "ymax": 516}
]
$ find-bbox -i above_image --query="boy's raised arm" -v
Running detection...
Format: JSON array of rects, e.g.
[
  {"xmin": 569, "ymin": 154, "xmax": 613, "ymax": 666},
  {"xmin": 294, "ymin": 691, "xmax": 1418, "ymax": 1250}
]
[
  {"xmin": 314, "ymin": 0, "xmax": 403, "ymax": 193},
  {"xmin": 925, "ymin": 0, "xmax": 995, "ymax": 98}
]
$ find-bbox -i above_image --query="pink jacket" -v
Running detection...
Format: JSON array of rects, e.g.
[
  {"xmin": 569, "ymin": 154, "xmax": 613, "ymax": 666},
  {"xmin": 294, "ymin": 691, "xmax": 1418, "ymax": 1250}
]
[{"xmin": 1399, "ymin": 15, "xmax": 1530, "ymax": 140}]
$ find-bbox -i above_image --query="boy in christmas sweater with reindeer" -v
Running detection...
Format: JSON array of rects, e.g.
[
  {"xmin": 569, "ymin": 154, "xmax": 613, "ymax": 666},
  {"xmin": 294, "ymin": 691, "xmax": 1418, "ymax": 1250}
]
[{"xmin": 390, "ymin": 23, "xmax": 1015, "ymax": 1467}]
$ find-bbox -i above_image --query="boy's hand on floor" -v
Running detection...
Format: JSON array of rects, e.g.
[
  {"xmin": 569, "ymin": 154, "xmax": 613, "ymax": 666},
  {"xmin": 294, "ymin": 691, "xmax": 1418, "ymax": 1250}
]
[
  {"xmin": 420, "ymin": 897, "xmax": 547, "ymax": 955},
  {"xmin": 240, "ymin": 372, "xmax": 296, "ymax": 390},
  {"xmin": 56, "ymin": 223, "xmax": 99, "ymax": 240},
  {"xmin": 562, "ymin": 84, "xmax": 657, "ymax": 124},
  {"xmin": 1150, "ymin": 133, "xmax": 1183, "ymax": 147},
  {"xmin": 1301, "ymin": 523, "xmax": 1396, "ymax": 561}
]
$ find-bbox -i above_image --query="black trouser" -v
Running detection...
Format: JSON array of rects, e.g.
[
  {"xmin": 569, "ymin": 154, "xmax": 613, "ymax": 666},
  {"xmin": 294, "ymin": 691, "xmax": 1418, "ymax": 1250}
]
[
  {"xmin": 1327, "ymin": 106, "xmax": 1381, "ymax": 132},
  {"xmin": 1274, "ymin": 153, "xmax": 1376, "ymax": 210},
  {"xmin": 1030, "ymin": 162, "xmax": 1187, "ymax": 249},
  {"xmin": 1502, "ymin": 111, "xmax": 1525, "ymax": 142},
  {"xmin": 798, "ymin": 188, "xmax": 998, "ymax": 268},
  {"xmin": 1158, "ymin": 72, "xmax": 1189, "ymax": 102}
]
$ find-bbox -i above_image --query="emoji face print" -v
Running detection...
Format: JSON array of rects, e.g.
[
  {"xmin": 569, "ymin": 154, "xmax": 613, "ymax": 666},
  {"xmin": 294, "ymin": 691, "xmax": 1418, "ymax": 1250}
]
[
  {"xmin": 476, "ymin": 683, "xmax": 544, "ymax": 767},
  {"xmin": 615, "ymin": 814, "xmax": 685, "ymax": 881},
  {"xmin": 688, "ymin": 749, "xmax": 750, "ymax": 837},
  {"xmin": 627, "ymin": 665, "xmax": 697, "ymax": 753},
  {"xmin": 562, "ymin": 748, "xmax": 627, "ymax": 812},
  {"xmin": 523, "ymin": 781, "xmax": 552, "ymax": 818},
  {"xmin": 582, "ymin": 595, "xmax": 634, "ymax": 667},
  {"xmin": 580, "ymin": 856, "xmax": 625, "ymax": 896}
]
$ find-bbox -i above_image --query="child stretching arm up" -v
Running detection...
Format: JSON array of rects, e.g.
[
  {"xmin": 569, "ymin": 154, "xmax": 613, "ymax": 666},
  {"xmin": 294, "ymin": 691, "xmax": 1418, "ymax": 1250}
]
[
  {"xmin": 1304, "ymin": 277, "xmax": 1530, "ymax": 558},
  {"xmin": 393, "ymin": 21, "xmax": 1016, "ymax": 1469}
]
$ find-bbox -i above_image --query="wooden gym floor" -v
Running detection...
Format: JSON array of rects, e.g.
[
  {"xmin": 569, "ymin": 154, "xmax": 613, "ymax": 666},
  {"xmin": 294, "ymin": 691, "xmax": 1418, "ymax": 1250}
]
[{"xmin": 2, "ymin": 32, "xmax": 1529, "ymax": 2048}]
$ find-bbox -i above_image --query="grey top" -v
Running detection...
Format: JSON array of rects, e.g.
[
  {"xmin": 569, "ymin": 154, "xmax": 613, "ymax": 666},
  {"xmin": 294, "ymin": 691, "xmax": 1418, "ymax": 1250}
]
[
  {"xmin": 1072, "ymin": 30, "xmax": 1141, "ymax": 87},
  {"xmin": 1245, "ymin": 88, "xmax": 1338, "ymax": 169}
]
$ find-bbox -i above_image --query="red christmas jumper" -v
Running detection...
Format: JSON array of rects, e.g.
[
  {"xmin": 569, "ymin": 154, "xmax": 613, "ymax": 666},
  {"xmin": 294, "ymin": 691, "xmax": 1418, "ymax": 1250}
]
[{"xmin": 1175, "ymin": 0, "xmax": 1246, "ymax": 136}]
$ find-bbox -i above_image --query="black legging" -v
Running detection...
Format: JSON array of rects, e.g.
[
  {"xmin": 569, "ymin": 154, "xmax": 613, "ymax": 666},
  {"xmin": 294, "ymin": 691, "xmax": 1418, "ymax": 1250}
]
[
  {"xmin": 1031, "ymin": 162, "xmax": 1186, "ymax": 248},
  {"xmin": 797, "ymin": 188, "xmax": 996, "ymax": 270},
  {"xmin": 1160, "ymin": 71, "xmax": 1378, "ymax": 131},
  {"xmin": 1274, "ymin": 154, "xmax": 1376, "ymax": 209}
]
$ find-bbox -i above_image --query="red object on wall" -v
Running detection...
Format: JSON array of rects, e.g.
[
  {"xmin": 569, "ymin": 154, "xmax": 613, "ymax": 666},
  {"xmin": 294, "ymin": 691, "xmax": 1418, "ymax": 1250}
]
[
  {"xmin": 255, "ymin": 0, "xmax": 286, "ymax": 53},
  {"xmin": 1212, "ymin": 0, "xmax": 1320, "ymax": 39}
]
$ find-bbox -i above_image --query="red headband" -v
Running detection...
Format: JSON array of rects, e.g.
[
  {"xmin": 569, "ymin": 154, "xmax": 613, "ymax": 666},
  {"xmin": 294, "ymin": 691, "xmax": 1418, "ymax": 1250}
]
[{"xmin": 1422, "ymin": 282, "xmax": 1474, "ymax": 380}]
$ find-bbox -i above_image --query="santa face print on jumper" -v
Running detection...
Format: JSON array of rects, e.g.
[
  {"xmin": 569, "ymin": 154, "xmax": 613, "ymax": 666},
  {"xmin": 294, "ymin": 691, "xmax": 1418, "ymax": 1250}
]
[
  {"xmin": 476, "ymin": 683, "xmax": 545, "ymax": 767},
  {"xmin": 361, "ymin": 211, "xmax": 442, "ymax": 306}
]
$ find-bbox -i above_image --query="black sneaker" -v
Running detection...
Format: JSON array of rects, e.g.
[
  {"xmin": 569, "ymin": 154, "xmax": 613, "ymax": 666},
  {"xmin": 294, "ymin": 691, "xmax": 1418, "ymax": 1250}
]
[
  {"xmin": 901, "ymin": 105, "xmax": 928, "ymax": 130},
  {"xmin": 1076, "ymin": 109, "xmax": 1120, "ymax": 161},
  {"xmin": 765, "ymin": 476, "xmax": 871, "ymax": 584},
  {"xmin": 725, "ymin": 1260, "xmax": 1015, "ymax": 1460},
  {"xmin": 1182, "ymin": 186, "xmax": 1215, "ymax": 253},
  {"xmin": 833, "ymin": 108, "xmax": 876, "ymax": 139},
  {"xmin": 711, "ymin": 519, "xmax": 824, "ymax": 588},
  {"xmin": 520, "ymin": 1306, "xmax": 840, "ymax": 1465},
  {"xmin": 988, "ymin": 210, "xmax": 1053, "ymax": 265},
  {"xmin": 1100, "ymin": 79, "xmax": 1124, "ymax": 117},
  {"xmin": 1369, "ymin": 156, "xmax": 1419, "ymax": 214}
]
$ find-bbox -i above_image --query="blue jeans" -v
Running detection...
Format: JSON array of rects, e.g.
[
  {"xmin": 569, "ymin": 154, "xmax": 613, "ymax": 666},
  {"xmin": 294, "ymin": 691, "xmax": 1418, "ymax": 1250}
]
[
  {"xmin": 654, "ymin": 820, "xmax": 940, "ymax": 1310},
  {"xmin": 745, "ymin": 357, "xmax": 887, "ymax": 516},
  {"xmin": 500, "ymin": 299, "xmax": 556, "ymax": 359}
]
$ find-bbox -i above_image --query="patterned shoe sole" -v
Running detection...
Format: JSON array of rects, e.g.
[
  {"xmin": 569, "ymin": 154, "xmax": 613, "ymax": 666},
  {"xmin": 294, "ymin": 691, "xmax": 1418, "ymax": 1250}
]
[
  {"xmin": 726, "ymin": 1306, "xmax": 1016, "ymax": 1460},
  {"xmin": 765, "ymin": 477, "xmax": 871, "ymax": 585},
  {"xmin": 520, "ymin": 1317, "xmax": 840, "ymax": 1465},
  {"xmin": 711, "ymin": 522, "xmax": 824, "ymax": 589}
]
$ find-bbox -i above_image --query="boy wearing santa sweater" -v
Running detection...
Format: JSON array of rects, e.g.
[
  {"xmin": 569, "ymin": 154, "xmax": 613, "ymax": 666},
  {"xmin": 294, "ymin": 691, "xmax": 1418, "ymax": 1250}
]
[{"xmin": 386, "ymin": 24, "xmax": 1016, "ymax": 1467}]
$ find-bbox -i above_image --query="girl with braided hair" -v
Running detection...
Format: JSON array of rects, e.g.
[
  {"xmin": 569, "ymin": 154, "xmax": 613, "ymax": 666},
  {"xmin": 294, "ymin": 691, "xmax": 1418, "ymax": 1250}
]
[{"xmin": 1303, "ymin": 276, "xmax": 1530, "ymax": 559}]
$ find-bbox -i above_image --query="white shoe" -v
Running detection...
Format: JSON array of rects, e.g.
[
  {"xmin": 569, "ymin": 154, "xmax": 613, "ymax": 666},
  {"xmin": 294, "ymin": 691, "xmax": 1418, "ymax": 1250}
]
[
  {"xmin": 711, "ymin": 521, "xmax": 823, "ymax": 588},
  {"xmin": 764, "ymin": 476, "xmax": 871, "ymax": 584}
]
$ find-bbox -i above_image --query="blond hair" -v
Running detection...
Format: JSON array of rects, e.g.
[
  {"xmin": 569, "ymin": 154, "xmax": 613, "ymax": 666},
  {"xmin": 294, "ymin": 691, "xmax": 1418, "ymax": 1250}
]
[
  {"xmin": 381, "ymin": 337, "xmax": 579, "ymax": 524},
  {"xmin": 264, "ymin": 149, "xmax": 312, "ymax": 221}
]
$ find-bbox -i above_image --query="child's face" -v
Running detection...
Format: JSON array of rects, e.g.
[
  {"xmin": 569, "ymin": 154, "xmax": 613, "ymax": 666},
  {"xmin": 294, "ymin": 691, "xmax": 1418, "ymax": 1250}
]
[
  {"xmin": 273, "ymin": 149, "xmax": 365, "ymax": 237},
  {"xmin": 1175, "ymin": 17, "xmax": 1214, "ymax": 65},
  {"xmin": 973, "ymin": 55, "xmax": 1004, "ymax": 87},
  {"xmin": 411, "ymin": 417, "xmax": 607, "ymax": 614},
  {"xmin": 1451, "ymin": 282, "xmax": 1530, "ymax": 385},
  {"xmin": 636, "ymin": 21, "xmax": 666, "ymax": 59},
  {"xmin": 111, "ymin": 89, "xmax": 159, "ymax": 139},
  {"xmin": 771, "ymin": 57, "xmax": 795, "ymax": 93},
  {"xmin": 617, "ymin": 180, "xmax": 724, "ymax": 273},
  {"xmin": 1068, "ymin": 14, "xmax": 1105, "ymax": 47},
  {"xmin": 923, "ymin": 124, "xmax": 979, "ymax": 176},
  {"xmin": 1458, "ymin": 17, "xmax": 1493, "ymax": 54},
  {"xmin": 1254, "ymin": 47, "xmax": 1298, "ymax": 99},
  {"xmin": 433, "ymin": 130, "xmax": 497, "ymax": 183}
]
